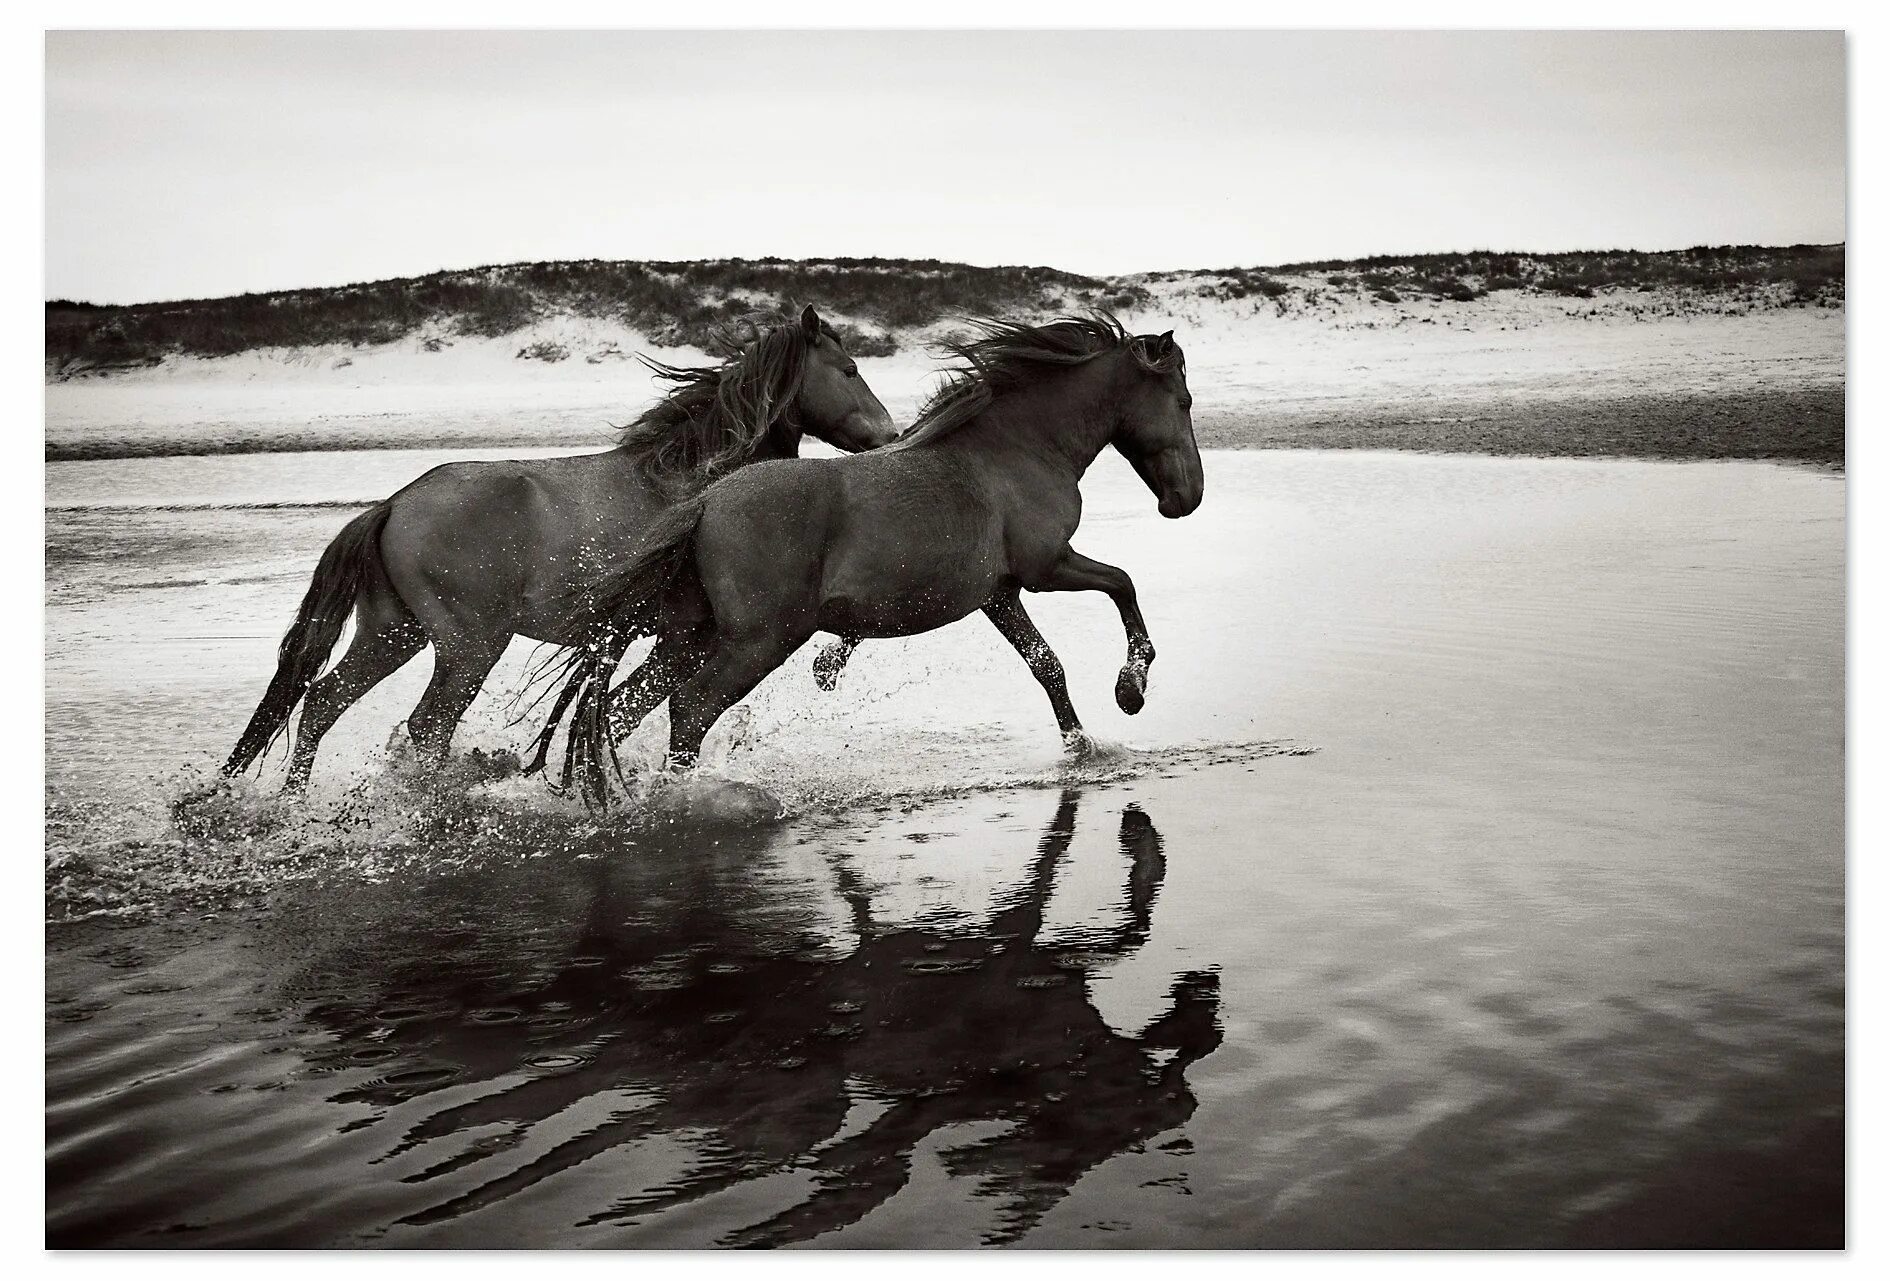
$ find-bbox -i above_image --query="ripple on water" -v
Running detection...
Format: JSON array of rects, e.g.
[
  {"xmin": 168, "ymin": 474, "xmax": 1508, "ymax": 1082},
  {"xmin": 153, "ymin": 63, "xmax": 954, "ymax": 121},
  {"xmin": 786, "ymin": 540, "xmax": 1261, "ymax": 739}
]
[
  {"xmin": 524, "ymin": 1052, "xmax": 595, "ymax": 1074},
  {"xmin": 464, "ymin": 1008, "xmax": 522, "ymax": 1026},
  {"xmin": 900, "ymin": 957, "xmax": 984, "ymax": 975}
]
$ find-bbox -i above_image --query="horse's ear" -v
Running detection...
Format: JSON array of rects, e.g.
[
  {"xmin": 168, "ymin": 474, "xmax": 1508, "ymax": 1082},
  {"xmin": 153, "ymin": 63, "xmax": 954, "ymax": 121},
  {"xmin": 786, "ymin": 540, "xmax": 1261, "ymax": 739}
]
[{"xmin": 801, "ymin": 305, "xmax": 822, "ymax": 343}]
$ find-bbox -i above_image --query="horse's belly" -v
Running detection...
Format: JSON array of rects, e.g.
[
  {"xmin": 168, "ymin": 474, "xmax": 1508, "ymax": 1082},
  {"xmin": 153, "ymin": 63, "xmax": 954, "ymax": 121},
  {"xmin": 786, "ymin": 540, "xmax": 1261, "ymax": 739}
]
[
  {"xmin": 818, "ymin": 582, "xmax": 988, "ymax": 639},
  {"xmin": 815, "ymin": 504, "xmax": 1004, "ymax": 638}
]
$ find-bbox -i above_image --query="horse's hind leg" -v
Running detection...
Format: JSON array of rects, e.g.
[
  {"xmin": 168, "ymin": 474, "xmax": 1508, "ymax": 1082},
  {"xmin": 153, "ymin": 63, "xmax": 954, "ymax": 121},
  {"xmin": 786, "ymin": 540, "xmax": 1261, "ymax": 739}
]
[
  {"xmin": 407, "ymin": 639, "xmax": 507, "ymax": 765},
  {"xmin": 666, "ymin": 629, "xmax": 805, "ymax": 767},
  {"xmin": 285, "ymin": 608, "xmax": 426, "ymax": 791},
  {"xmin": 982, "ymin": 591, "xmax": 1083, "ymax": 743},
  {"xmin": 606, "ymin": 630, "xmax": 709, "ymax": 744}
]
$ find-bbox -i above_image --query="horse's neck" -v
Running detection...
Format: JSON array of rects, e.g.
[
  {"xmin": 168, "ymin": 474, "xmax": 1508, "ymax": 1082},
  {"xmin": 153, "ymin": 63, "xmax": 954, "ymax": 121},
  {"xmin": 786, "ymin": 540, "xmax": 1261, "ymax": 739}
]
[
  {"xmin": 606, "ymin": 405, "xmax": 798, "ymax": 476},
  {"xmin": 951, "ymin": 371, "xmax": 1116, "ymax": 483},
  {"xmin": 749, "ymin": 421, "xmax": 802, "ymax": 463}
]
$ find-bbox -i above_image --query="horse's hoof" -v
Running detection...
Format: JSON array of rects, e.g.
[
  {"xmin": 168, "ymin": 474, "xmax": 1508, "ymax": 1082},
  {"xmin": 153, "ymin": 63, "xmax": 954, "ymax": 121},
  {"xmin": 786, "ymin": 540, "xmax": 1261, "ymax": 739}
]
[
  {"xmin": 177, "ymin": 777, "xmax": 231, "ymax": 805},
  {"xmin": 466, "ymin": 748, "xmax": 523, "ymax": 780},
  {"xmin": 1062, "ymin": 730, "xmax": 1129, "ymax": 765},
  {"xmin": 1115, "ymin": 666, "xmax": 1146, "ymax": 715},
  {"xmin": 1062, "ymin": 729, "xmax": 1094, "ymax": 758},
  {"xmin": 813, "ymin": 644, "xmax": 848, "ymax": 692}
]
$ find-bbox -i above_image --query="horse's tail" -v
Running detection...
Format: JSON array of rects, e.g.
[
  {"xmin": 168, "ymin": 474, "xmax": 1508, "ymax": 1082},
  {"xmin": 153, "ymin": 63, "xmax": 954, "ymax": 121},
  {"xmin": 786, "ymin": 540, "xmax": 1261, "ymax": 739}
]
[
  {"xmin": 529, "ymin": 496, "xmax": 708, "ymax": 805},
  {"xmin": 223, "ymin": 502, "xmax": 393, "ymax": 775}
]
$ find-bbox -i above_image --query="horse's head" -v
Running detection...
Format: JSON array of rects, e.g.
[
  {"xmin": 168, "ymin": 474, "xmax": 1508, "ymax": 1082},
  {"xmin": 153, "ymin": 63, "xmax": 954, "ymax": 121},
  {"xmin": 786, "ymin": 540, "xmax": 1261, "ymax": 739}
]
[
  {"xmin": 1112, "ymin": 331, "xmax": 1203, "ymax": 518},
  {"xmin": 619, "ymin": 308, "xmax": 897, "ymax": 485},
  {"xmin": 788, "ymin": 305, "xmax": 898, "ymax": 453}
]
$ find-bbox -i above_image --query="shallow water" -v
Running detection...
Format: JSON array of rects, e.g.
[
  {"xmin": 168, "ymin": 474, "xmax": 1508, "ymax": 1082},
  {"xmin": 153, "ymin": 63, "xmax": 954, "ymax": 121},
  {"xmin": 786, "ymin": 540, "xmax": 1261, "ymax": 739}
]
[{"xmin": 45, "ymin": 448, "xmax": 1844, "ymax": 1246}]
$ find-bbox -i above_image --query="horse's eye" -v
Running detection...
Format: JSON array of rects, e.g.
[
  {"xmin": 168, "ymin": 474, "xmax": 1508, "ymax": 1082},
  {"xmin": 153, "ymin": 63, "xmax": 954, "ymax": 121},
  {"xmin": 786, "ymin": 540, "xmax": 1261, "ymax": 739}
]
[
  {"xmin": 844, "ymin": 366, "xmax": 860, "ymax": 379},
  {"xmin": 1180, "ymin": 395, "xmax": 1194, "ymax": 411}
]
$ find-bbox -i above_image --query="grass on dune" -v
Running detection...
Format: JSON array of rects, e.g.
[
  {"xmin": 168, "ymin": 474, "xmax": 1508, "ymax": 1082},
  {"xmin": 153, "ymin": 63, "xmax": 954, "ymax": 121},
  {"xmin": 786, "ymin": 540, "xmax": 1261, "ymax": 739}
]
[
  {"xmin": 45, "ymin": 244, "xmax": 1843, "ymax": 377},
  {"xmin": 45, "ymin": 258, "xmax": 1145, "ymax": 375}
]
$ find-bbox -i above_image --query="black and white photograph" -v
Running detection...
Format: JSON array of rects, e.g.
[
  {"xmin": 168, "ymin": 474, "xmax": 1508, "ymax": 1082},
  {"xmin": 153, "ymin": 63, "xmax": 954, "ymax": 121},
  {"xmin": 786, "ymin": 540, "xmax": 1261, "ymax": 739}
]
[{"xmin": 33, "ymin": 14, "xmax": 1865, "ymax": 1254}]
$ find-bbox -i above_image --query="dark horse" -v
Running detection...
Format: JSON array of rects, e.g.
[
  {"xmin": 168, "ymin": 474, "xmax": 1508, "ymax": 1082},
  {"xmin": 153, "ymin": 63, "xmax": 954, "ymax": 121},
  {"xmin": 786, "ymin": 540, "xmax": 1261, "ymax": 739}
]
[
  {"xmin": 223, "ymin": 306, "xmax": 896, "ymax": 790},
  {"xmin": 542, "ymin": 314, "xmax": 1202, "ymax": 804}
]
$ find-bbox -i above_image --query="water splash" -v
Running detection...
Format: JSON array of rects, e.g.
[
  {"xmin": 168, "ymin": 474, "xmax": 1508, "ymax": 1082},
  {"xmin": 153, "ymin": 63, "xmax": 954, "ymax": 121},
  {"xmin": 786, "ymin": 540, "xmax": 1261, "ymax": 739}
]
[{"xmin": 46, "ymin": 715, "xmax": 1310, "ymax": 926}]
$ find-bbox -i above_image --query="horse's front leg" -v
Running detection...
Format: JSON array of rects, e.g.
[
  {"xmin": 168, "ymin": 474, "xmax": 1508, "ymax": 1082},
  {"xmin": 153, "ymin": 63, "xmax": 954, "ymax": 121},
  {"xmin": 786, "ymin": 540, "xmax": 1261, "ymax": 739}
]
[
  {"xmin": 982, "ymin": 590, "xmax": 1083, "ymax": 743},
  {"xmin": 1031, "ymin": 548, "xmax": 1156, "ymax": 715}
]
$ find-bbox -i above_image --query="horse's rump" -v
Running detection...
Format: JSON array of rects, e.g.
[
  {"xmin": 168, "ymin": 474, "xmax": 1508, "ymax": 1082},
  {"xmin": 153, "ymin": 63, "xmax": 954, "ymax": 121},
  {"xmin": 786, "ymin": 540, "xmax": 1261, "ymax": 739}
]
[{"xmin": 526, "ymin": 496, "xmax": 711, "ymax": 791}]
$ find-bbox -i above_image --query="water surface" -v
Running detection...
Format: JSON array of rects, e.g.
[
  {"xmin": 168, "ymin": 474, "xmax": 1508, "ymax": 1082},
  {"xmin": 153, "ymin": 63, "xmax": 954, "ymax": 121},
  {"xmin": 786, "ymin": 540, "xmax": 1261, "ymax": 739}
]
[{"xmin": 45, "ymin": 448, "xmax": 1845, "ymax": 1246}]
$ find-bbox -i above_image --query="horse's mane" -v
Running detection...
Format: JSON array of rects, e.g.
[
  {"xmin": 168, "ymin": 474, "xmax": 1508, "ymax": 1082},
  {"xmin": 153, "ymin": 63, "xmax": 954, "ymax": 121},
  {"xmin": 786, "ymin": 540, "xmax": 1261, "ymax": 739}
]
[
  {"xmin": 896, "ymin": 312, "xmax": 1185, "ymax": 449},
  {"xmin": 615, "ymin": 310, "xmax": 834, "ymax": 488}
]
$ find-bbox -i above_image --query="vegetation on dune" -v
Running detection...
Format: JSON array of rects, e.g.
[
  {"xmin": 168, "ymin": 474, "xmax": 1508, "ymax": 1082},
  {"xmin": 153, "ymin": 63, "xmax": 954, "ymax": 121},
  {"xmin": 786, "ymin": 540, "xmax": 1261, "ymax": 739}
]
[
  {"xmin": 45, "ymin": 244, "xmax": 1843, "ymax": 378},
  {"xmin": 45, "ymin": 257, "xmax": 1143, "ymax": 376},
  {"xmin": 1160, "ymin": 243, "xmax": 1845, "ymax": 309}
]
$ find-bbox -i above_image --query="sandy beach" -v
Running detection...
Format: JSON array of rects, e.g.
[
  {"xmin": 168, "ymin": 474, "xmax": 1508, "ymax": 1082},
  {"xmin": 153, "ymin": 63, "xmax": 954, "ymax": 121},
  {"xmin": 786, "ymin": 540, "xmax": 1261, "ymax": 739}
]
[{"xmin": 46, "ymin": 283, "xmax": 1845, "ymax": 462}]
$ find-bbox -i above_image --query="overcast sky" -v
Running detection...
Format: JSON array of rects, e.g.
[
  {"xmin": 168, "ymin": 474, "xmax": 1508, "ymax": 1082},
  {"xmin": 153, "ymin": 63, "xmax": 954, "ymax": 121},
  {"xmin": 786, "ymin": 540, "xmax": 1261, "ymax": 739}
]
[{"xmin": 45, "ymin": 29, "xmax": 1845, "ymax": 304}]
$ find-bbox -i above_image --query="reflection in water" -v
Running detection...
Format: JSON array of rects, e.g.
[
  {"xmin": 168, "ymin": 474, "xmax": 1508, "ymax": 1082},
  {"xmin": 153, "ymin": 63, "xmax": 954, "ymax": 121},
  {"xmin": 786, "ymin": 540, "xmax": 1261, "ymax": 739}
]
[{"xmin": 291, "ymin": 793, "xmax": 1217, "ymax": 1245}]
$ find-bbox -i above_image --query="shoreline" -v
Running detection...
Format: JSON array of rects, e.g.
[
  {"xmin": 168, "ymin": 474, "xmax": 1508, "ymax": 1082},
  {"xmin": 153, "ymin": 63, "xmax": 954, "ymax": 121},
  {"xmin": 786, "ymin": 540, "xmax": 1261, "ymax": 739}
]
[{"xmin": 47, "ymin": 384, "xmax": 1844, "ymax": 466}]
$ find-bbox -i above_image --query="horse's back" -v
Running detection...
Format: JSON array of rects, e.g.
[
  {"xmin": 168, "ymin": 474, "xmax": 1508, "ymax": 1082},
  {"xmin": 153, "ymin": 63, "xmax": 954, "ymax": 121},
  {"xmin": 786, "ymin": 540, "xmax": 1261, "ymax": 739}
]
[
  {"xmin": 696, "ymin": 451, "xmax": 971, "ymax": 559},
  {"xmin": 383, "ymin": 458, "xmax": 550, "ymax": 573},
  {"xmin": 380, "ymin": 450, "xmax": 663, "ymax": 639}
]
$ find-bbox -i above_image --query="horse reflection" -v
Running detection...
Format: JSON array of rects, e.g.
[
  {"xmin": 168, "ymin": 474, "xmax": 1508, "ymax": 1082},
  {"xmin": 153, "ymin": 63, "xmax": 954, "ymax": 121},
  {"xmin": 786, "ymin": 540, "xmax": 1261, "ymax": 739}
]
[{"xmin": 301, "ymin": 793, "xmax": 1220, "ymax": 1245}]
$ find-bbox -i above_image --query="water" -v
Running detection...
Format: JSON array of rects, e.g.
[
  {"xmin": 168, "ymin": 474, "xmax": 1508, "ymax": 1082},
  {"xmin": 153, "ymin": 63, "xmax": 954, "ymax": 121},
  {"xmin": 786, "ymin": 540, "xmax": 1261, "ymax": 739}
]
[{"xmin": 44, "ymin": 448, "xmax": 1844, "ymax": 1247}]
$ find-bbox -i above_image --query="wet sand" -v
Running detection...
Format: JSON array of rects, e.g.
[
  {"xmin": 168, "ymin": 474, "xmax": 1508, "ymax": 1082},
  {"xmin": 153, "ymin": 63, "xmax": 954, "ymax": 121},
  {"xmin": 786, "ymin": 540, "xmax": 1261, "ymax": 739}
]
[
  {"xmin": 45, "ymin": 449, "xmax": 1844, "ymax": 1246},
  {"xmin": 47, "ymin": 385, "xmax": 1845, "ymax": 465},
  {"xmin": 1195, "ymin": 385, "xmax": 1844, "ymax": 463}
]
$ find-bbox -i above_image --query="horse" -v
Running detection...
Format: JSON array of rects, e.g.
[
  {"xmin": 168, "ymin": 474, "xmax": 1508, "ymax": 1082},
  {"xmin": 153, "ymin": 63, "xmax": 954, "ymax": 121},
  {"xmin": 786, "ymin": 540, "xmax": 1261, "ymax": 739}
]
[
  {"xmin": 222, "ymin": 305, "xmax": 897, "ymax": 791},
  {"xmin": 540, "ymin": 313, "xmax": 1202, "ymax": 806}
]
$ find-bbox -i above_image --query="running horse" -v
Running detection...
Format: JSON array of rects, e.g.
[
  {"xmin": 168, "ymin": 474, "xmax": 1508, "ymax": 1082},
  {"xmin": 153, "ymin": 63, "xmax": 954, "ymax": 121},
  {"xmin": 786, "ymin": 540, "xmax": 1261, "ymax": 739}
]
[
  {"xmin": 540, "ymin": 313, "xmax": 1202, "ymax": 805},
  {"xmin": 223, "ymin": 306, "xmax": 897, "ymax": 790}
]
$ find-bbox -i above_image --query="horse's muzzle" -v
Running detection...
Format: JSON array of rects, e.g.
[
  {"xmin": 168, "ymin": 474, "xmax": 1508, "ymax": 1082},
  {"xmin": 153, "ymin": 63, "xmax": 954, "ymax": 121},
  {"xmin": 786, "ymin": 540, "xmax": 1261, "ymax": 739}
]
[
  {"xmin": 1141, "ymin": 446, "xmax": 1204, "ymax": 519},
  {"xmin": 852, "ymin": 405, "xmax": 901, "ymax": 451},
  {"xmin": 1158, "ymin": 488, "xmax": 1201, "ymax": 519}
]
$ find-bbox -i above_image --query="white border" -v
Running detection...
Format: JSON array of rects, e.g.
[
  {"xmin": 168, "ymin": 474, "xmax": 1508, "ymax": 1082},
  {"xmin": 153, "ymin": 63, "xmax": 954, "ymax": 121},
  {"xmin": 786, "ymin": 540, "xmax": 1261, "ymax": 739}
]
[{"xmin": 10, "ymin": 4, "xmax": 1875, "ymax": 1273}]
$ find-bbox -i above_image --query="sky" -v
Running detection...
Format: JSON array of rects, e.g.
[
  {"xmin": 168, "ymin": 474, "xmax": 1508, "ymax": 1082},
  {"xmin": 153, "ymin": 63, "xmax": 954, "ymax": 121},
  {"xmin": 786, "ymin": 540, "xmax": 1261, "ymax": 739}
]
[{"xmin": 44, "ymin": 29, "xmax": 1846, "ymax": 304}]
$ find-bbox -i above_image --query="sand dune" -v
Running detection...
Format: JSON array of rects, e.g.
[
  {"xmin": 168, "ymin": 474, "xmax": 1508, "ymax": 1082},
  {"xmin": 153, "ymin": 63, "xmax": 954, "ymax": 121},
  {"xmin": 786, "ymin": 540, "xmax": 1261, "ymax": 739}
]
[{"xmin": 45, "ymin": 270, "xmax": 1844, "ymax": 462}]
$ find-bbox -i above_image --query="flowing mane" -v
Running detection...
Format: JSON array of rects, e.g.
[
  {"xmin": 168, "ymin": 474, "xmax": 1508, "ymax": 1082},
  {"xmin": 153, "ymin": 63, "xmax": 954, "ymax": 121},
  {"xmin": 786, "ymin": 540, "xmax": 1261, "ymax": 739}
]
[
  {"xmin": 895, "ymin": 312, "xmax": 1185, "ymax": 449},
  {"xmin": 615, "ymin": 311, "xmax": 835, "ymax": 488}
]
